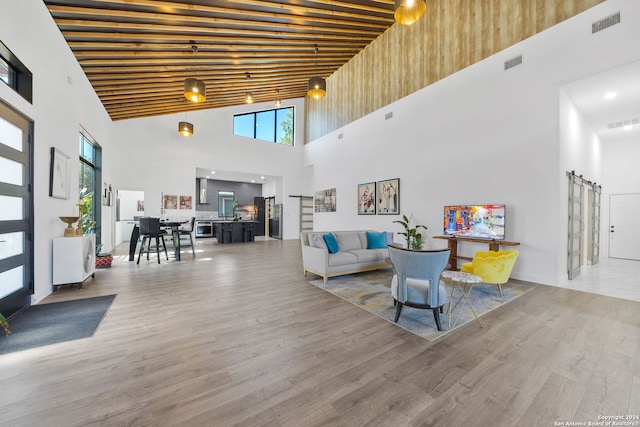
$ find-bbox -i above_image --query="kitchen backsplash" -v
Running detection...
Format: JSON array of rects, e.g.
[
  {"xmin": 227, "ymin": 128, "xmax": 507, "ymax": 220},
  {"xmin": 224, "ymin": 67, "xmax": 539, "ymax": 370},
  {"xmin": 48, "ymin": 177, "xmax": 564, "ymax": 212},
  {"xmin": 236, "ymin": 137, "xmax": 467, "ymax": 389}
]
[{"xmin": 196, "ymin": 211, "xmax": 219, "ymax": 220}]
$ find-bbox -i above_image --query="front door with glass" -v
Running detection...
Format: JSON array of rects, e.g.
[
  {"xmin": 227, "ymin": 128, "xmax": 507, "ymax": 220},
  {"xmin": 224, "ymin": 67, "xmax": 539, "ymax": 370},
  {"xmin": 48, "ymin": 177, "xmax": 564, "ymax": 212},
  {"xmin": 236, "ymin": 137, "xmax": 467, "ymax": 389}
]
[{"xmin": 0, "ymin": 100, "xmax": 33, "ymax": 317}]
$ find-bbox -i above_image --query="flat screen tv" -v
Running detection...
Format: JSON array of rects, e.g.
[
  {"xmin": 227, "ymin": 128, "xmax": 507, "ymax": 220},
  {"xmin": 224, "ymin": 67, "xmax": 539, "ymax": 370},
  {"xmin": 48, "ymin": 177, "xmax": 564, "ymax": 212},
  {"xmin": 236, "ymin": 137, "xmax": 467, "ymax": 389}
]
[{"xmin": 443, "ymin": 204, "xmax": 505, "ymax": 240}]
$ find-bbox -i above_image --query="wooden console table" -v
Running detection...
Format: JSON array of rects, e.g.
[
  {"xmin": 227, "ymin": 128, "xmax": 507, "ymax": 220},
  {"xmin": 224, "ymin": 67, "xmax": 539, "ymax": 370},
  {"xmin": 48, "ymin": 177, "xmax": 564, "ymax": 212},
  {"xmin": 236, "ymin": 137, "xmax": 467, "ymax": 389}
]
[{"xmin": 433, "ymin": 235, "xmax": 520, "ymax": 270}]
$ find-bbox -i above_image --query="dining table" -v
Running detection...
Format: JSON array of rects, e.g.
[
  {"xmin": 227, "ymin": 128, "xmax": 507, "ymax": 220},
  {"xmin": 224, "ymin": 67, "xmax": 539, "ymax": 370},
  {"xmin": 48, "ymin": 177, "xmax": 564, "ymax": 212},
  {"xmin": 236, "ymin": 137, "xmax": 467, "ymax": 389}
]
[{"xmin": 128, "ymin": 219, "xmax": 188, "ymax": 262}]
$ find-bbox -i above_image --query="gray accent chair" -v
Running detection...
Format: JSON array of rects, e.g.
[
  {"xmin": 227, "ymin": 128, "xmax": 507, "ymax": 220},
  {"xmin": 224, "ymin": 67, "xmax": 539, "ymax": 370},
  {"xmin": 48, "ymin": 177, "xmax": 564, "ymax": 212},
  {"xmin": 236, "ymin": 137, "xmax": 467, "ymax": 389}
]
[{"xmin": 388, "ymin": 245, "xmax": 451, "ymax": 331}]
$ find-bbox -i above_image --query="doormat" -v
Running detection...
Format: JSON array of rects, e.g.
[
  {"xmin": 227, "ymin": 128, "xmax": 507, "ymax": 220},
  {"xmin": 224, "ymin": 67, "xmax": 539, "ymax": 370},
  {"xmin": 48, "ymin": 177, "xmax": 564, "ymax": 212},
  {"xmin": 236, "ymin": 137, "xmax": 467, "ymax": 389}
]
[
  {"xmin": 310, "ymin": 271, "xmax": 533, "ymax": 341},
  {"xmin": 0, "ymin": 294, "xmax": 116, "ymax": 355}
]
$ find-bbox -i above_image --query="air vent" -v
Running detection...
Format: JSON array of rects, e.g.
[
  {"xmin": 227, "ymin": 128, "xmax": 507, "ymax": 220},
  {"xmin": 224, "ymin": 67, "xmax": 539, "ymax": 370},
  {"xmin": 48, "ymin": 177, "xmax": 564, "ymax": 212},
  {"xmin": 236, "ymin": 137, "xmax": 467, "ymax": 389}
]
[
  {"xmin": 504, "ymin": 55, "xmax": 522, "ymax": 71},
  {"xmin": 338, "ymin": 133, "xmax": 344, "ymax": 139},
  {"xmin": 607, "ymin": 117, "xmax": 639, "ymax": 129},
  {"xmin": 385, "ymin": 111, "xmax": 393, "ymax": 120},
  {"xmin": 592, "ymin": 12, "xmax": 620, "ymax": 34}
]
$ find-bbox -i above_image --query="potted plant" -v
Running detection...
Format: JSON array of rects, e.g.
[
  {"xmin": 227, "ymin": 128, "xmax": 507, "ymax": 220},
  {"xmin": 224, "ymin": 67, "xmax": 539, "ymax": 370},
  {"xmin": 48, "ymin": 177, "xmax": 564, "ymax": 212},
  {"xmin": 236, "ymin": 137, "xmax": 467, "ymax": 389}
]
[
  {"xmin": 0, "ymin": 312, "xmax": 10, "ymax": 336},
  {"xmin": 393, "ymin": 213, "xmax": 428, "ymax": 250}
]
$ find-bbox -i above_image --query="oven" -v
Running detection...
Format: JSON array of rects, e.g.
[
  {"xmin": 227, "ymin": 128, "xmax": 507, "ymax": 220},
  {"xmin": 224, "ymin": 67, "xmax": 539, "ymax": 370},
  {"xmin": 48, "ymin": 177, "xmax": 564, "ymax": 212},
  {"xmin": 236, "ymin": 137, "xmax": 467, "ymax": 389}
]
[{"xmin": 195, "ymin": 220, "xmax": 213, "ymax": 238}]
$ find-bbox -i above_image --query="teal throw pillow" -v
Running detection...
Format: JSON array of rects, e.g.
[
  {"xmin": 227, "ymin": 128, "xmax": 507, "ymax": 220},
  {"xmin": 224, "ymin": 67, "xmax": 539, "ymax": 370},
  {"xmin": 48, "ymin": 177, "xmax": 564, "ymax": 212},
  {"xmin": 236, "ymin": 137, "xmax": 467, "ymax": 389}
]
[
  {"xmin": 366, "ymin": 231, "xmax": 387, "ymax": 249},
  {"xmin": 323, "ymin": 233, "xmax": 339, "ymax": 254}
]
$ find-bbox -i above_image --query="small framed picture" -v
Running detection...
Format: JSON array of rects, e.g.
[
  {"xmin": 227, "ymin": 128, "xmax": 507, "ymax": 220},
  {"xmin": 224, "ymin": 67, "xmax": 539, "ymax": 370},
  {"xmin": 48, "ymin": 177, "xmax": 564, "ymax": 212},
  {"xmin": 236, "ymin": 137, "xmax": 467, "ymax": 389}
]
[
  {"xmin": 357, "ymin": 182, "xmax": 376, "ymax": 215},
  {"xmin": 314, "ymin": 188, "xmax": 336, "ymax": 213},
  {"xmin": 377, "ymin": 178, "xmax": 400, "ymax": 215},
  {"xmin": 49, "ymin": 147, "xmax": 70, "ymax": 199},
  {"xmin": 180, "ymin": 196, "xmax": 192, "ymax": 209},
  {"xmin": 163, "ymin": 194, "xmax": 178, "ymax": 210}
]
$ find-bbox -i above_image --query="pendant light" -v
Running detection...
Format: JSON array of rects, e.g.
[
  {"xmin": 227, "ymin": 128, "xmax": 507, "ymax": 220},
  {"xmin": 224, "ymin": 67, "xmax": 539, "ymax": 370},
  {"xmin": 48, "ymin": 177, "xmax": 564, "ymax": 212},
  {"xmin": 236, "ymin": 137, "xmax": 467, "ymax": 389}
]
[
  {"xmin": 307, "ymin": 45, "xmax": 326, "ymax": 99},
  {"xmin": 178, "ymin": 121, "xmax": 193, "ymax": 137},
  {"xmin": 394, "ymin": 0, "xmax": 427, "ymax": 25},
  {"xmin": 184, "ymin": 44, "xmax": 206, "ymax": 103},
  {"xmin": 244, "ymin": 73, "xmax": 254, "ymax": 104},
  {"xmin": 275, "ymin": 89, "xmax": 282, "ymax": 107}
]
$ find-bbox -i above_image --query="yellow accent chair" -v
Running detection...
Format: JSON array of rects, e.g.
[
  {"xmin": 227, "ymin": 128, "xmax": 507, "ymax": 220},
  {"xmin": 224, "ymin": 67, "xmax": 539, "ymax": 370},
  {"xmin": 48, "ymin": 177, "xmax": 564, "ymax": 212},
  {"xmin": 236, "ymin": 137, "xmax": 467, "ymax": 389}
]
[{"xmin": 460, "ymin": 250, "xmax": 519, "ymax": 298}]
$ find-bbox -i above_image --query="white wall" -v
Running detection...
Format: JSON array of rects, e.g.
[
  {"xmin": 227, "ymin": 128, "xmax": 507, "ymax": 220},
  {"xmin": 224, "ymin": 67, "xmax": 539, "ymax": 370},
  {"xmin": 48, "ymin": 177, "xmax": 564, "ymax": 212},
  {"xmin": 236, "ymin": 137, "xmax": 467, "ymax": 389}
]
[
  {"xmin": 1, "ymin": 0, "xmax": 115, "ymax": 303},
  {"xmin": 118, "ymin": 190, "xmax": 145, "ymax": 221},
  {"xmin": 304, "ymin": 0, "xmax": 640, "ymax": 285},
  {"xmin": 4, "ymin": 0, "xmax": 640, "ymax": 301},
  {"xmin": 558, "ymin": 90, "xmax": 603, "ymax": 281},
  {"xmin": 1, "ymin": 0, "xmax": 306, "ymax": 303},
  {"xmin": 109, "ymin": 98, "xmax": 306, "ymax": 241},
  {"xmin": 601, "ymin": 134, "xmax": 640, "ymax": 258}
]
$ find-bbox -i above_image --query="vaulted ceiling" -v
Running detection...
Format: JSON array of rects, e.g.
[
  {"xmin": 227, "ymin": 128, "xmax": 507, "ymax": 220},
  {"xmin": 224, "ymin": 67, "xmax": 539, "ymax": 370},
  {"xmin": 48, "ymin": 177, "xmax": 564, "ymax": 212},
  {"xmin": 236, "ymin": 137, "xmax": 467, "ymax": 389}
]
[{"xmin": 43, "ymin": 0, "xmax": 397, "ymax": 121}]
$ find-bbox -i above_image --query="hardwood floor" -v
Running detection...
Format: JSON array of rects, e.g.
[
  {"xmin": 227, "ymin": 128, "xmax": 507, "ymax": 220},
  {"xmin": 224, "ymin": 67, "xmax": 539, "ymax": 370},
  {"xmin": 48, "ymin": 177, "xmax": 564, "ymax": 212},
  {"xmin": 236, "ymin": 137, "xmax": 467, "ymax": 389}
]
[{"xmin": 1, "ymin": 239, "xmax": 638, "ymax": 426}]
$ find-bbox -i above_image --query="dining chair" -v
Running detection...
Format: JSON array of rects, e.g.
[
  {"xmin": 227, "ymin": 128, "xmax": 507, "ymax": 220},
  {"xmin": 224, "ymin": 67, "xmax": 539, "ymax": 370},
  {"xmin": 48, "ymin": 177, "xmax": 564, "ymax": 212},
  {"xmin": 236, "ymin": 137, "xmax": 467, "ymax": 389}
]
[
  {"xmin": 136, "ymin": 217, "xmax": 169, "ymax": 264},
  {"xmin": 388, "ymin": 245, "xmax": 451, "ymax": 331},
  {"xmin": 179, "ymin": 217, "xmax": 196, "ymax": 257}
]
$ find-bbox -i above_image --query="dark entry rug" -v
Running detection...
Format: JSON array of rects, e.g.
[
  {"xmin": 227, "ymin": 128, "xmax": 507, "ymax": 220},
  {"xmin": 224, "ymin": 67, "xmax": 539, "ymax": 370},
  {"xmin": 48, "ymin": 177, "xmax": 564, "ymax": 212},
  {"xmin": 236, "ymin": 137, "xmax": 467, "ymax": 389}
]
[{"xmin": 0, "ymin": 294, "xmax": 116, "ymax": 355}]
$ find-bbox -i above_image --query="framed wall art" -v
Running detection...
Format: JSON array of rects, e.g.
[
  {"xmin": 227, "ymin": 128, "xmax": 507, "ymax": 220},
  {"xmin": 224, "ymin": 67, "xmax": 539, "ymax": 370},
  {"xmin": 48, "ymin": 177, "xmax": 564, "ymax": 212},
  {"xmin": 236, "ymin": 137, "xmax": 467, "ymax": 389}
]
[
  {"xmin": 377, "ymin": 178, "xmax": 400, "ymax": 215},
  {"xmin": 163, "ymin": 194, "xmax": 178, "ymax": 210},
  {"xmin": 49, "ymin": 147, "xmax": 70, "ymax": 199},
  {"xmin": 357, "ymin": 182, "xmax": 376, "ymax": 215},
  {"xmin": 179, "ymin": 195, "xmax": 192, "ymax": 209},
  {"xmin": 314, "ymin": 188, "xmax": 336, "ymax": 213},
  {"xmin": 102, "ymin": 182, "xmax": 113, "ymax": 206}
]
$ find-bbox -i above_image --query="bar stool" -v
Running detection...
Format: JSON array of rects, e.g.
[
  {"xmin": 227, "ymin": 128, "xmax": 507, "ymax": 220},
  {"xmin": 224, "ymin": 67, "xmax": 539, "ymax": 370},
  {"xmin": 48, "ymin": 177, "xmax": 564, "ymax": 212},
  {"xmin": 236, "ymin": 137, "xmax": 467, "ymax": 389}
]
[
  {"xmin": 242, "ymin": 222, "xmax": 255, "ymax": 242},
  {"xmin": 221, "ymin": 223, "xmax": 233, "ymax": 243}
]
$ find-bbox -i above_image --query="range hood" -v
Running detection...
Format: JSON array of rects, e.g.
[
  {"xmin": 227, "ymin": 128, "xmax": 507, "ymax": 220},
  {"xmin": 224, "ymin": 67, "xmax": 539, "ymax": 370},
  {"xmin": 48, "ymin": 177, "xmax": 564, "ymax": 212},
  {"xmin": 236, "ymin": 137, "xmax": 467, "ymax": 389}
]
[{"xmin": 199, "ymin": 178, "xmax": 208, "ymax": 204}]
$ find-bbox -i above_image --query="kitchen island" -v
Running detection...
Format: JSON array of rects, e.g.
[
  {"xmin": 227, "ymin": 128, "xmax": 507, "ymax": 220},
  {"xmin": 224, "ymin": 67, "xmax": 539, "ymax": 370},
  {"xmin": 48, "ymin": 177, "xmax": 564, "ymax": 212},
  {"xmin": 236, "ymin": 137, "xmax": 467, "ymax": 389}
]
[{"xmin": 214, "ymin": 220, "xmax": 258, "ymax": 243}]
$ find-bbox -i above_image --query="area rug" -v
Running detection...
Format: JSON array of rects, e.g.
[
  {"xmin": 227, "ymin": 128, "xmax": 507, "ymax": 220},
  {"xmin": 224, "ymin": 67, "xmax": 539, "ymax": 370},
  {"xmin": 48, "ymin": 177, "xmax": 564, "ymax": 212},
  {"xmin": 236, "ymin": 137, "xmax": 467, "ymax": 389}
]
[
  {"xmin": 310, "ymin": 271, "xmax": 533, "ymax": 341},
  {"xmin": 0, "ymin": 294, "xmax": 116, "ymax": 355}
]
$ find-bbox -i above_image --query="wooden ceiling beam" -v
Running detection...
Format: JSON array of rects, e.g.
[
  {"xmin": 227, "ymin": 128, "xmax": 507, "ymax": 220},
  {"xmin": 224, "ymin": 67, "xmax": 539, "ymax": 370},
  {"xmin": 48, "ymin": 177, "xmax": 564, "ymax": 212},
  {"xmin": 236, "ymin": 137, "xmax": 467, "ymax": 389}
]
[
  {"xmin": 91, "ymin": 74, "xmax": 324, "ymax": 87},
  {"xmin": 82, "ymin": 63, "xmax": 342, "ymax": 74},
  {"xmin": 46, "ymin": 4, "xmax": 391, "ymax": 29},
  {"xmin": 52, "ymin": 18, "xmax": 382, "ymax": 38},
  {"xmin": 87, "ymin": 66, "xmax": 337, "ymax": 82},
  {"xmin": 61, "ymin": 31, "xmax": 371, "ymax": 46},
  {"xmin": 66, "ymin": 41, "xmax": 363, "ymax": 52},
  {"xmin": 72, "ymin": 51, "xmax": 355, "ymax": 60},
  {"xmin": 69, "ymin": 0, "xmax": 394, "ymax": 23}
]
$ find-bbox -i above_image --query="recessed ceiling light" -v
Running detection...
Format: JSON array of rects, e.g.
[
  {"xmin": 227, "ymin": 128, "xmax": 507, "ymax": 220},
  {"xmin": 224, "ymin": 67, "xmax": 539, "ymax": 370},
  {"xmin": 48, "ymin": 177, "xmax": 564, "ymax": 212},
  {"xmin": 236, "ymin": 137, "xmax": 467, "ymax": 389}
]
[
  {"xmin": 211, "ymin": 171, "xmax": 215, "ymax": 174},
  {"xmin": 251, "ymin": 180, "xmax": 255, "ymax": 183},
  {"xmin": 261, "ymin": 176, "xmax": 265, "ymax": 179},
  {"xmin": 623, "ymin": 125, "xmax": 632, "ymax": 130},
  {"xmin": 604, "ymin": 91, "xmax": 617, "ymax": 100},
  {"xmin": 205, "ymin": 175, "xmax": 209, "ymax": 178}
]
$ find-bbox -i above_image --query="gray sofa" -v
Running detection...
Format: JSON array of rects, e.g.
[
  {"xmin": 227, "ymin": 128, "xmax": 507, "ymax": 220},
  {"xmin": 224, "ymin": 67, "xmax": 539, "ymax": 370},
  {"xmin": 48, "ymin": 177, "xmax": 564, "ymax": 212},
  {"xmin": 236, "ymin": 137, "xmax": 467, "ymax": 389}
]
[{"xmin": 300, "ymin": 230, "xmax": 393, "ymax": 283}]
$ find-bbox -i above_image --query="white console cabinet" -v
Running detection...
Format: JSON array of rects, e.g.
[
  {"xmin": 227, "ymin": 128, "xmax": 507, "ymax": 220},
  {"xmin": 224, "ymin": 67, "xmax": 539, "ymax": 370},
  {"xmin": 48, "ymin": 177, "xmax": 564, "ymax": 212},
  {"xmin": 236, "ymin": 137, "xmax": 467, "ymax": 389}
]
[{"xmin": 53, "ymin": 234, "xmax": 96, "ymax": 289}]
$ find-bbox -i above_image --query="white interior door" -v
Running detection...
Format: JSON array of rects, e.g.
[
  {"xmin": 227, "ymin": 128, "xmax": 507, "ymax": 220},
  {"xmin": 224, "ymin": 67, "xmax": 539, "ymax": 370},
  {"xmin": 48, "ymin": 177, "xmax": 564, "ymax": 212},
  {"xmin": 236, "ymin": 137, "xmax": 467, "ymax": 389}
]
[{"xmin": 609, "ymin": 194, "xmax": 640, "ymax": 261}]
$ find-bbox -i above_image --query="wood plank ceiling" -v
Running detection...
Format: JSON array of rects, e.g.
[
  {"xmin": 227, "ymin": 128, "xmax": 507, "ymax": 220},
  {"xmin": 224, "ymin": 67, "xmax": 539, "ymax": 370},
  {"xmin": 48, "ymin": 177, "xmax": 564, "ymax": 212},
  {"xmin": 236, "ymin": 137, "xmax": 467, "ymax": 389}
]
[{"xmin": 42, "ymin": 0, "xmax": 397, "ymax": 121}]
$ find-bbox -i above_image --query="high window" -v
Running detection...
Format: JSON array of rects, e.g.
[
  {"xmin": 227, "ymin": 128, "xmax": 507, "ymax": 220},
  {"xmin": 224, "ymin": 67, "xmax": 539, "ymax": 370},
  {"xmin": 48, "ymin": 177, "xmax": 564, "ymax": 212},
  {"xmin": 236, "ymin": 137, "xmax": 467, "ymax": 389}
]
[
  {"xmin": 233, "ymin": 106, "xmax": 294, "ymax": 145},
  {"xmin": 0, "ymin": 56, "xmax": 14, "ymax": 85},
  {"xmin": 0, "ymin": 41, "xmax": 33, "ymax": 103},
  {"xmin": 79, "ymin": 130, "xmax": 102, "ymax": 244}
]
